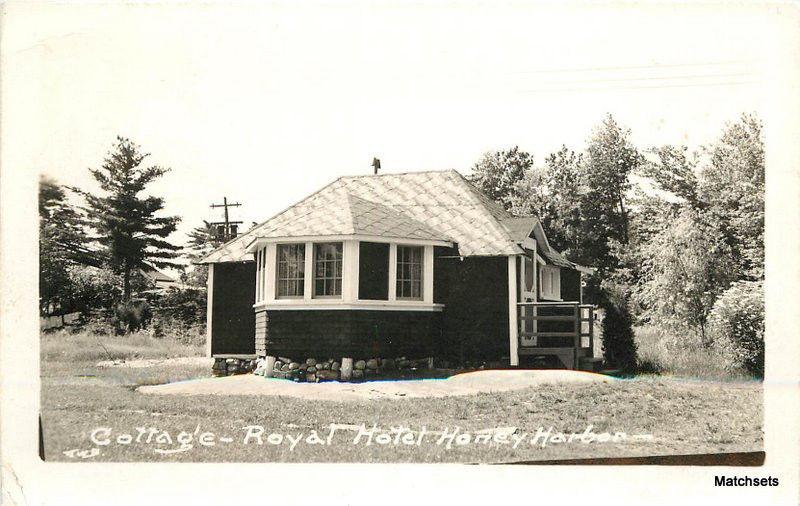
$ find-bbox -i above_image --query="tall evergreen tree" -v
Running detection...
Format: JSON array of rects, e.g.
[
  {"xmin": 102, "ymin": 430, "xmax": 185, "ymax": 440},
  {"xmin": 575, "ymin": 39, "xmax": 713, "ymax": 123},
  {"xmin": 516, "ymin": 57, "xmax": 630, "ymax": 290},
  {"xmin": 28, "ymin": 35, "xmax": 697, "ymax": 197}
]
[
  {"xmin": 184, "ymin": 220, "xmax": 227, "ymax": 287},
  {"xmin": 77, "ymin": 137, "xmax": 181, "ymax": 301}
]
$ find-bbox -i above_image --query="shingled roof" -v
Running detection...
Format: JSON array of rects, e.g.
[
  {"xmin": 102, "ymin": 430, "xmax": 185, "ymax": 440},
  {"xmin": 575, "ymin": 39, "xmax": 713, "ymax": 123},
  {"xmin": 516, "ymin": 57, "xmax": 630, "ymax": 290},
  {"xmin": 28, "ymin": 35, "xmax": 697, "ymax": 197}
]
[
  {"xmin": 499, "ymin": 216, "xmax": 582, "ymax": 269},
  {"xmin": 199, "ymin": 169, "xmax": 585, "ymax": 268}
]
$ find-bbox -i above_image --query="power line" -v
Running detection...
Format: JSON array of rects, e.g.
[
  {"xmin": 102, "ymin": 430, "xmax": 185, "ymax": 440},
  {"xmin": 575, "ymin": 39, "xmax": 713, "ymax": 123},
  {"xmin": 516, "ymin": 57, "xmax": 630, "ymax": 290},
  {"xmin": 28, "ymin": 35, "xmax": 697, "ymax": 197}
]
[
  {"xmin": 209, "ymin": 197, "xmax": 243, "ymax": 242},
  {"xmin": 518, "ymin": 79, "xmax": 760, "ymax": 94},
  {"xmin": 511, "ymin": 60, "xmax": 756, "ymax": 75},
  {"xmin": 543, "ymin": 71, "xmax": 755, "ymax": 86}
]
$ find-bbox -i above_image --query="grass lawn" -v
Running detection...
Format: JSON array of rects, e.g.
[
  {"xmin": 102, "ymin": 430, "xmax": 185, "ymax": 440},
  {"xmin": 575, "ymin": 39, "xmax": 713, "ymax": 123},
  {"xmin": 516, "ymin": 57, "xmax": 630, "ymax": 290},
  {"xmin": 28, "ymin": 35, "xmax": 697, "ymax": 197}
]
[{"xmin": 40, "ymin": 331, "xmax": 763, "ymax": 463}]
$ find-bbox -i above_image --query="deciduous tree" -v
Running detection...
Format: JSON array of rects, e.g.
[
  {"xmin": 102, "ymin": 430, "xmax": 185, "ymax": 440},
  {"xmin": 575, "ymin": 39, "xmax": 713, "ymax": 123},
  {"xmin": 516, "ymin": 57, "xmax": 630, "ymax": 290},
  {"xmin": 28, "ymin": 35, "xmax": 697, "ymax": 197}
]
[
  {"xmin": 580, "ymin": 114, "xmax": 642, "ymax": 277},
  {"xmin": 633, "ymin": 209, "xmax": 736, "ymax": 345},
  {"xmin": 468, "ymin": 146, "xmax": 533, "ymax": 210},
  {"xmin": 39, "ymin": 176, "xmax": 95, "ymax": 314},
  {"xmin": 698, "ymin": 114, "xmax": 764, "ymax": 280}
]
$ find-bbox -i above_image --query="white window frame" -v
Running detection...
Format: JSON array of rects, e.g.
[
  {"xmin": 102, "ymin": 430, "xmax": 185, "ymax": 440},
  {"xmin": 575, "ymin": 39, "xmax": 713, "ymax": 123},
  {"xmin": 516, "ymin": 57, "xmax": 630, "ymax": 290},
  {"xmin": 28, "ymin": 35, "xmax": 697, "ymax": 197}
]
[
  {"xmin": 250, "ymin": 236, "xmax": 441, "ymax": 311},
  {"xmin": 312, "ymin": 242, "xmax": 343, "ymax": 299},
  {"xmin": 255, "ymin": 246, "xmax": 267, "ymax": 303},
  {"xmin": 275, "ymin": 242, "xmax": 306, "ymax": 299},
  {"xmin": 395, "ymin": 244, "xmax": 424, "ymax": 301},
  {"xmin": 539, "ymin": 264, "xmax": 562, "ymax": 301}
]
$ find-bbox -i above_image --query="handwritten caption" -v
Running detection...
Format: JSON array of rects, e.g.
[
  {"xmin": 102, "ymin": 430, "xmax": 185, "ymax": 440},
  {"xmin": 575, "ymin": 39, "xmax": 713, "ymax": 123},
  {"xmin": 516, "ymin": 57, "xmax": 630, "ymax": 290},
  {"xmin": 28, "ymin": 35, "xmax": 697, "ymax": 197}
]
[{"xmin": 63, "ymin": 424, "xmax": 653, "ymax": 458}]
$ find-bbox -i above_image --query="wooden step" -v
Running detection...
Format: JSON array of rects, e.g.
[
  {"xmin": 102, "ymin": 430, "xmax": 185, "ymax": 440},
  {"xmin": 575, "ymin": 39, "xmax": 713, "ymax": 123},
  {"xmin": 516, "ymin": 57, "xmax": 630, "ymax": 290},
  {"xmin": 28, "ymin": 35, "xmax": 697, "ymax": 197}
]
[{"xmin": 578, "ymin": 357, "xmax": 603, "ymax": 372}]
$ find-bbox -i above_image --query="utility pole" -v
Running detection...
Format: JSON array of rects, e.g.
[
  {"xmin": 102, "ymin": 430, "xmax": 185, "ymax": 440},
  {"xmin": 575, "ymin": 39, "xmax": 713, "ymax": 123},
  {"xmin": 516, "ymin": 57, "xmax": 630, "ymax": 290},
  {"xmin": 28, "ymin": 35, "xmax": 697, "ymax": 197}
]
[{"xmin": 209, "ymin": 197, "xmax": 243, "ymax": 242}]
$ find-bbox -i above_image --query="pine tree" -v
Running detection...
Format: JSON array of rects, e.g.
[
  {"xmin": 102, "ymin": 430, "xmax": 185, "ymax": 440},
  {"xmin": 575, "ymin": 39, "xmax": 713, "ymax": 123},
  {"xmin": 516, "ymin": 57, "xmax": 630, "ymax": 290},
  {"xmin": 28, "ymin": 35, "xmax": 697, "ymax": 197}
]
[
  {"xmin": 78, "ymin": 137, "xmax": 181, "ymax": 301},
  {"xmin": 184, "ymin": 220, "xmax": 227, "ymax": 286},
  {"xmin": 187, "ymin": 220, "xmax": 226, "ymax": 255}
]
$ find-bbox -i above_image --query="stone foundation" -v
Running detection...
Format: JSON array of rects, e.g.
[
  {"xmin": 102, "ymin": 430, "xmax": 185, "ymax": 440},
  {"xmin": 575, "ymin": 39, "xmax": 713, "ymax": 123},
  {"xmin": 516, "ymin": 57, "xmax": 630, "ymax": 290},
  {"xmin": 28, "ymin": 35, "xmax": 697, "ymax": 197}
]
[
  {"xmin": 212, "ymin": 357, "xmax": 257, "ymax": 377},
  {"xmin": 253, "ymin": 356, "xmax": 433, "ymax": 382}
]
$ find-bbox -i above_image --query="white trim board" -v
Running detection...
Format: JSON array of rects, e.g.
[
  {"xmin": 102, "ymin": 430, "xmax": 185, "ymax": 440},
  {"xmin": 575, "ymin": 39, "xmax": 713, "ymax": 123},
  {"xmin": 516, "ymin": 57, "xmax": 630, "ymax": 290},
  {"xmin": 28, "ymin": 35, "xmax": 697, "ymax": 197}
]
[
  {"xmin": 253, "ymin": 302, "xmax": 445, "ymax": 312},
  {"xmin": 205, "ymin": 263, "xmax": 214, "ymax": 358},
  {"xmin": 245, "ymin": 234, "xmax": 452, "ymax": 253},
  {"xmin": 507, "ymin": 255, "xmax": 519, "ymax": 367}
]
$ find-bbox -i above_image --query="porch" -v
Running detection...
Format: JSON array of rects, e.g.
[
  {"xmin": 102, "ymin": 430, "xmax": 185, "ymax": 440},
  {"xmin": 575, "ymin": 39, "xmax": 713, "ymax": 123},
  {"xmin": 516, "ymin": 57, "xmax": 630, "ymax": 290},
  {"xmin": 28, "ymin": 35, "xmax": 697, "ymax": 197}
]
[{"xmin": 516, "ymin": 301, "xmax": 600, "ymax": 371}]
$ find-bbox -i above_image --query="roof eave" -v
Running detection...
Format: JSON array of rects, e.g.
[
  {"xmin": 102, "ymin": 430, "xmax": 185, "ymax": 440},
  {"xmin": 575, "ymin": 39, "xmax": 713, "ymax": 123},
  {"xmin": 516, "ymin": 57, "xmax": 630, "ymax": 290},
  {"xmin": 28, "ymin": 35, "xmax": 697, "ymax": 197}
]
[{"xmin": 244, "ymin": 234, "xmax": 455, "ymax": 253}]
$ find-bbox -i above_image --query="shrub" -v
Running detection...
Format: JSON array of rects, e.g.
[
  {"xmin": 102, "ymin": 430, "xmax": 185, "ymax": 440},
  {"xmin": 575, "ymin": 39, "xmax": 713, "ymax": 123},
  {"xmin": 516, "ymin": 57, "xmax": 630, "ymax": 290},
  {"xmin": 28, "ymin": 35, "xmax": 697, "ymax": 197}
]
[
  {"xmin": 709, "ymin": 281, "xmax": 764, "ymax": 378},
  {"xmin": 114, "ymin": 300, "xmax": 152, "ymax": 334},
  {"xmin": 65, "ymin": 265, "xmax": 123, "ymax": 316},
  {"xmin": 149, "ymin": 287, "xmax": 207, "ymax": 345},
  {"xmin": 150, "ymin": 287, "xmax": 206, "ymax": 326},
  {"xmin": 600, "ymin": 283, "xmax": 637, "ymax": 372}
]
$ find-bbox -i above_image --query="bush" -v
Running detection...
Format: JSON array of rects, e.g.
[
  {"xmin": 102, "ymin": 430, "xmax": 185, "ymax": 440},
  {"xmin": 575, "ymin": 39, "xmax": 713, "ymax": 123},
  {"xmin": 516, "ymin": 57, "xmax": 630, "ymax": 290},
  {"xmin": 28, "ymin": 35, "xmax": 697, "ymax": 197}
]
[
  {"xmin": 150, "ymin": 287, "xmax": 206, "ymax": 326},
  {"xmin": 114, "ymin": 300, "xmax": 152, "ymax": 334},
  {"xmin": 149, "ymin": 287, "xmax": 206, "ymax": 345},
  {"xmin": 65, "ymin": 266, "xmax": 123, "ymax": 316},
  {"xmin": 709, "ymin": 281, "xmax": 764, "ymax": 378},
  {"xmin": 600, "ymin": 283, "xmax": 638, "ymax": 372}
]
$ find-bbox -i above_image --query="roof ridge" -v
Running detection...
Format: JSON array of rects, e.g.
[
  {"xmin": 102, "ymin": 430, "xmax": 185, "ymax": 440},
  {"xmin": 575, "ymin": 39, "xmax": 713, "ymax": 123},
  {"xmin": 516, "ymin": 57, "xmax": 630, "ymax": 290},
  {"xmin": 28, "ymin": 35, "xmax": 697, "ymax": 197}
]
[
  {"xmin": 343, "ymin": 193, "xmax": 359, "ymax": 235},
  {"xmin": 338, "ymin": 168, "xmax": 459, "ymax": 180}
]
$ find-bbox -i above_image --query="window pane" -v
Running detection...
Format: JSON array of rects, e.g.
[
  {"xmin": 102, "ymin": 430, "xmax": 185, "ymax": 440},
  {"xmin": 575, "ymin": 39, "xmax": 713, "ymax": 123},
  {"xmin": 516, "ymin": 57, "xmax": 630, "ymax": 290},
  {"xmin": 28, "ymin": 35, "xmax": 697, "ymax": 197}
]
[
  {"xmin": 396, "ymin": 245, "xmax": 423, "ymax": 300},
  {"xmin": 313, "ymin": 242, "xmax": 342, "ymax": 297},
  {"xmin": 277, "ymin": 244, "xmax": 305, "ymax": 297}
]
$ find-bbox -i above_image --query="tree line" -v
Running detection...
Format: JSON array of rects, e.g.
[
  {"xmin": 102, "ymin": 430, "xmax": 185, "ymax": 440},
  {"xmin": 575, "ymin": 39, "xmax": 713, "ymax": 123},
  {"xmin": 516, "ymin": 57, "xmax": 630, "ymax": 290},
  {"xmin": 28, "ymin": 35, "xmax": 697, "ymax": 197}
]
[
  {"xmin": 39, "ymin": 137, "xmax": 224, "ymax": 336},
  {"xmin": 469, "ymin": 113, "xmax": 764, "ymax": 376},
  {"xmin": 40, "ymin": 118, "xmax": 765, "ymax": 376}
]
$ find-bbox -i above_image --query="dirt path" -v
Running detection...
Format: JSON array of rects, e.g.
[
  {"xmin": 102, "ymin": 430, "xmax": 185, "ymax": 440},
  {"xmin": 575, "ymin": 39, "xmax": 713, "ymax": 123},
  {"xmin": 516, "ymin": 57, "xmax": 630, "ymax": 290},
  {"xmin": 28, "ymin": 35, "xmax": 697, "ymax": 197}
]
[
  {"xmin": 96, "ymin": 357, "xmax": 212, "ymax": 368},
  {"xmin": 137, "ymin": 369, "xmax": 615, "ymax": 401}
]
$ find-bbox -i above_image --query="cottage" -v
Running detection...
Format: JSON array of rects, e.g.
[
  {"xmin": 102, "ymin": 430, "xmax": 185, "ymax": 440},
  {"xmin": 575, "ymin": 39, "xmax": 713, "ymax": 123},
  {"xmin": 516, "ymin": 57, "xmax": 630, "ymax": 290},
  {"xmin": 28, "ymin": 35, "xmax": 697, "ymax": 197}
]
[{"xmin": 199, "ymin": 170, "xmax": 597, "ymax": 372}]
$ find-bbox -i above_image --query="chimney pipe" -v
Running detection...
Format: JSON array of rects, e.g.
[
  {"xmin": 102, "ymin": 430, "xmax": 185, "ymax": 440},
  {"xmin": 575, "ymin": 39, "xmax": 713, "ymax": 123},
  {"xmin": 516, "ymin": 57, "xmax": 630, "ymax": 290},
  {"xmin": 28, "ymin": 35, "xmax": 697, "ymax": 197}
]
[{"xmin": 372, "ymin": 157, "xmax": 381, "ymax": 175}]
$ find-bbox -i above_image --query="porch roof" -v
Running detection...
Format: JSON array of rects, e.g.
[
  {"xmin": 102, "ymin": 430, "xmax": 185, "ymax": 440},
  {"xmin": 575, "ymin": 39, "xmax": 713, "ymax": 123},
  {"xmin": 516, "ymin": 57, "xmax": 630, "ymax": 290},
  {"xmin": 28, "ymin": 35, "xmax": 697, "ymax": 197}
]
[{"xmin": 500, "ymin": 216, "xmax": 592, "ymax": 272}]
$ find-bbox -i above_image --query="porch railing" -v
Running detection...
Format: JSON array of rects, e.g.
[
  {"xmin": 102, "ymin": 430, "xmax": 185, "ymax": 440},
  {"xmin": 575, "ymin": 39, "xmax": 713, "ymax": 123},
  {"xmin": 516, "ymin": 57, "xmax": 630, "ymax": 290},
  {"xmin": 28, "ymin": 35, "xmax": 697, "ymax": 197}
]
[{"xmin": 516, "ymin": 301, "xmax": 596, "ymax": 369}]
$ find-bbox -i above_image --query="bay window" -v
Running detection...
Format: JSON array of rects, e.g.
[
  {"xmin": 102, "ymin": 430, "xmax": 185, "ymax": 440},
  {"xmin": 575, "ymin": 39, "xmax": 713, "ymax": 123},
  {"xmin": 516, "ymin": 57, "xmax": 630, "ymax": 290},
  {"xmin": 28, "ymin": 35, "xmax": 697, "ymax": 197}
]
[{"xmin": 253, "ymin": 239, "xmax": 439, "ymax": 307}]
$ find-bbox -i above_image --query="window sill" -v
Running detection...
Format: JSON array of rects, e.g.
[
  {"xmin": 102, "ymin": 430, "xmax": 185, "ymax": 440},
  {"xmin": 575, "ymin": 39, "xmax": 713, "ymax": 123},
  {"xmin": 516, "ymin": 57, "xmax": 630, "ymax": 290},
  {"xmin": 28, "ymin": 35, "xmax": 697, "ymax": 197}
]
[
  {"xmin": 254, "ymin": 300, "xmax": 444, "ymax": 312},
  {"xmin": 539, "ymin": 295, "xmax": 563, "ymax": 302}
]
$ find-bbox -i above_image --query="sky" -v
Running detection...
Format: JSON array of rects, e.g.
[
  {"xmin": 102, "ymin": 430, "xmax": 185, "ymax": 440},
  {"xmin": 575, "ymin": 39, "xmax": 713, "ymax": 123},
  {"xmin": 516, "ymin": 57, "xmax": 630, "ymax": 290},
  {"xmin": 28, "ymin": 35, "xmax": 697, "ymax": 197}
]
[{"xmin": 3, "ymin": 2, "xmax": 775, "ymax": 264}]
